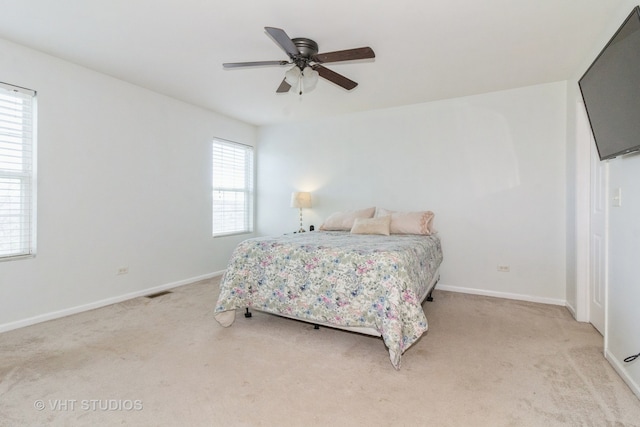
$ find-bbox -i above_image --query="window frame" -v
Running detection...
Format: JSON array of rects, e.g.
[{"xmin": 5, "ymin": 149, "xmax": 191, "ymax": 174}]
[
  {"xmin": 211, "ymin": 138, "xmax": 254, "ymax": 237},
  {"xmin": 0, "ymin": 82, "xmax": 37, "ymax": 261}
]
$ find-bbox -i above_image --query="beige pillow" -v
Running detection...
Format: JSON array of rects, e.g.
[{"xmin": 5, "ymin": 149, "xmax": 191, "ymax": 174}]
[
  {"xmin": 320, "ymin": 207, "xmax": 376, "ymax": 231},
  {"xmin": 375, "ymin": 208, "xmax": 435, "ymax": 235},
  {"xmin": 350, "ymin": 216, "xmax": 391, "ymax": 235}
]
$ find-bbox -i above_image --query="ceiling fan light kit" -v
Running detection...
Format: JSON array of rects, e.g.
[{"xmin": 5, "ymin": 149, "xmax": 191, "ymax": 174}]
[
  {"xmin": 223, "ymin": 27, "xmax": 375, "ymax": 94},
  {"xmin": 284, "ymin": 66, "xmax": 300, "ymax": 84},
  {"xmin": 302, "ymin": 67, "xmax": 319, "ymax": 92},
  {"xmin": 284, "ymin": 65, "xmax": 319, "ymax": 95}
]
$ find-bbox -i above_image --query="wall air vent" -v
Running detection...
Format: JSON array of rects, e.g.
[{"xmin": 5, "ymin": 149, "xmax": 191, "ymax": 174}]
[{"xmin": 145, "ymin": 291, "xmax": 172, "ymax": 299}]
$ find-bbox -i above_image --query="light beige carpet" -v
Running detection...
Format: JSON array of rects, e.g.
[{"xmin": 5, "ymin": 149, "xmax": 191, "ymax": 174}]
[{"xmin": 1, "ymin": 277, "xmax": 639, "ymax": 426}]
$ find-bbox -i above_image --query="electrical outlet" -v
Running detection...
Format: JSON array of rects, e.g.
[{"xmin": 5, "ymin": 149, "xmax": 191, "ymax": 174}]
[
  {"xmin": 497, "ymin": 265, "xmax": 510, "ymax": 272},
  {"xmin": 117, "ymin": 266, "xmax": 129, "ymax": 275},
  {"xmin": 612, "ymin": 188, "xmax": 622, "ymax": 207}
]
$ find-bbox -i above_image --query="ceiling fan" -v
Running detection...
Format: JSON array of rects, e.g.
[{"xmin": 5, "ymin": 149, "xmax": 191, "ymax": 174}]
[{"xmin": 223, "ymin": 27, "xmax": 375, "ymax": 94}]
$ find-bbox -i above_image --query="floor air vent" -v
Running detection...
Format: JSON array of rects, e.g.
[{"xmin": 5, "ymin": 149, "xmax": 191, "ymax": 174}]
[{"xmin": 146, "ymin": 291, "xmax": 172, "ymax": 299}]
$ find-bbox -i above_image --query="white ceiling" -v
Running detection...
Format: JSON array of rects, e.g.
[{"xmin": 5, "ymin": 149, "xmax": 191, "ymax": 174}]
[{"xmin": 0, "ymin": 0, "xmax": 626, "ymax": 126}]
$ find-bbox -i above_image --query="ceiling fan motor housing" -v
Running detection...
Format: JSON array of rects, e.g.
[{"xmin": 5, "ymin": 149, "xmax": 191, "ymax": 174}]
[
  {"xmin": 292, "ymin": 38, "xmax": 318, "ymax": 58},
  {"xmin": 291, "ymin": 38, "xmax": 319, "ymax": 69}
]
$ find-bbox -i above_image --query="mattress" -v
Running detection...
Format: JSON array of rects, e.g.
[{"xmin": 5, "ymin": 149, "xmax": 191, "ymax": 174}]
[{"xmin": 214, "ymin": 230, "xmax": 443, "ymax": 368}]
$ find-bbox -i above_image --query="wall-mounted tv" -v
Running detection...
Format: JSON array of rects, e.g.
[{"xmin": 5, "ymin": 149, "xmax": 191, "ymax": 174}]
[{"xmin": 579, "ymin": 6, "xmax": 640, "ymax": 161}]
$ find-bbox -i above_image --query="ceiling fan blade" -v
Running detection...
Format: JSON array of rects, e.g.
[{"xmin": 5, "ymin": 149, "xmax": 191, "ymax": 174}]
[
  {"xmin": 313, "ymin": 47, "xmax": 375, "ymax": 63},
  {"xmin": 313, "ymin": 65, "xmax": 358, "ymax": 90},
  {"xmin": 276, "ymin": 79, "xmax": 291, "ymax": 93},
  {"xmin": 265, "ymin": 27, "xmax": 299, "ymax": 58},
  {"xmin": 223, "ymin": 60, "xmax": 289, "ymax": 68}
]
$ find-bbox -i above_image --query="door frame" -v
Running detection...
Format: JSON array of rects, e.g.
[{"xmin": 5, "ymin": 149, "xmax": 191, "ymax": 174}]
[
  {"xmin": 575, "ymin": 99, "xmax": 591, "ymax": 323},
  {"xmin": 575, "ymin": 99, "xmax": 608, "ymax": 343}
]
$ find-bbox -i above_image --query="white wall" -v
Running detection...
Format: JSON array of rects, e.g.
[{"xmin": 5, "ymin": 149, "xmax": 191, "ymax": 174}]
[
  {"xmin": 0, "ymin": 38, "xmax": 257, "ymax": 331},
  {"xmin": 601, "ymin": 1, "xmax": 640, "ymax": 396},
  {"xmin": 564, "ymin": 0, "xmax": 640, "ymax": 397},
  {"xmin": 258, "ymin": 82, "xmax": 567, "ymax": 304},
  {"xmin": 608, "ymin": 153, "xmax": 640, "ymax": 394}
]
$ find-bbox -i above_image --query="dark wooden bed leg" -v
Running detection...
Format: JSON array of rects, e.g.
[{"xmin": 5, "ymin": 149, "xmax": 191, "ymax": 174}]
[
  {"xmin": 426, "ymin": 277, "xmax": 439, "ymax": 302},
  {"xmin": 244, "ymin": 308, "xmax": 252, "ymax": 318},
  {"xmin": 314, "ymin": 324, "xmax": 320, "ymax": 329}
]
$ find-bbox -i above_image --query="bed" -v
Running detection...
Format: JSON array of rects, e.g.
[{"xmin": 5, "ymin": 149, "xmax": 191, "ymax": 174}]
[{"xmin": 214, "ymin": 218, "xmax": 443, "ymax": 369}]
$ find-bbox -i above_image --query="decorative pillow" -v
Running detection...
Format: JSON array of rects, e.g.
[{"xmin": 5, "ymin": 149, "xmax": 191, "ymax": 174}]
[
  {"xmin": 375, "ymin": 208, "xmax": 435, "ymax": 235},
  {"xmin": 350, "ymin": 216, "xmax": 391, "ymax": 236},
  {"xmin": 320, "ymin": 207, "xmax": 376, "ymax": 231}
]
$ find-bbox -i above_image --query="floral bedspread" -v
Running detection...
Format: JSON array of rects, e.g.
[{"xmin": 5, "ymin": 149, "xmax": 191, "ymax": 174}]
[{"xmin": 214, "ymin": 231, "xmax": 443, "ymax": 369}]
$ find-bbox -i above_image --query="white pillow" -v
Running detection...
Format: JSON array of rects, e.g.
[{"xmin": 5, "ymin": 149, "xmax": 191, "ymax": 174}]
[
  {"xmin": 375, "ymin": 208, "xmax": 435, "ymax": 235},
  {"xmin": 350, "ymin": 215, "xmax": 391, "ymax": 235},
  {"xmin": 320, "ymin": 207, "xmax": 376, "ymax": 231}
]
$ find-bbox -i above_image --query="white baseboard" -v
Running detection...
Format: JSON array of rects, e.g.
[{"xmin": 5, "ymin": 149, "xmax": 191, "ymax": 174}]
[
  {"xmin": 435, "ymin": 283, "xmax": 566, "ymax": 306},
  {"xmin": 1, "ymin": 277, "xmax": 568, "ymax": 334},
  {"xmin": 0, "ymin": 270, "xmax": 225, "ymax": 334},
  {"xmin": 565, "ymin": 301, "xmax": 578, "ymax": 319},
  {"xmin": 605, "ymin": 349, "xmax": 640, "ymax": 400}
]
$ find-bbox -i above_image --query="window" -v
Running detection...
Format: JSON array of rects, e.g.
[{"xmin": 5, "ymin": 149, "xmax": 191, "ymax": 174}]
[
  {"xmin": 212, "ymin": 138, "xmax": 254, "ymax": 237},
  {"xmin": 0, "ymin": 82, "xmax": 36, "ymax": 260}
]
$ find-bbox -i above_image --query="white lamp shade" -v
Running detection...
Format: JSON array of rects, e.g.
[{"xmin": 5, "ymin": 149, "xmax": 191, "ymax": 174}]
[
  {"xmin": 302, "ymin": 67, "xmax": 319, "ymax": 92},
  {"xmin": 290, "ymin": 192, "xmax": 312, "ymax": 208},
  {"xmin": 284, "ymin": 66, "xmax": 301, "ymax": 86},
  {"xmin": 284, "ymin": 66, "xmax": 318, "ymax": 94}
]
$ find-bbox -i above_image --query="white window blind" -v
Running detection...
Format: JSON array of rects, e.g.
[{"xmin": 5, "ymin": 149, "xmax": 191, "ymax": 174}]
[
  {"xmin": 0, "ymin": 82, "xmax": 36, "ymax": 260},
  {"xmin": 212, "ymin": 139, "xmax": 254, "ymax": 237}
]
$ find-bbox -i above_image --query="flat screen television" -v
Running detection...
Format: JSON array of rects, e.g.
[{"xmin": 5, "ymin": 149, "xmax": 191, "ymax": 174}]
[{"xmin": 579, "ymin": 6, "xmax": 640, "ymax": 161}]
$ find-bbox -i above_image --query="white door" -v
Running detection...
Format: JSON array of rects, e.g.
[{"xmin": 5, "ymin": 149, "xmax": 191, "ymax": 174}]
[{"xmin": 589, "ymin": 135, "xmax": 607, "ymax": 335}]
